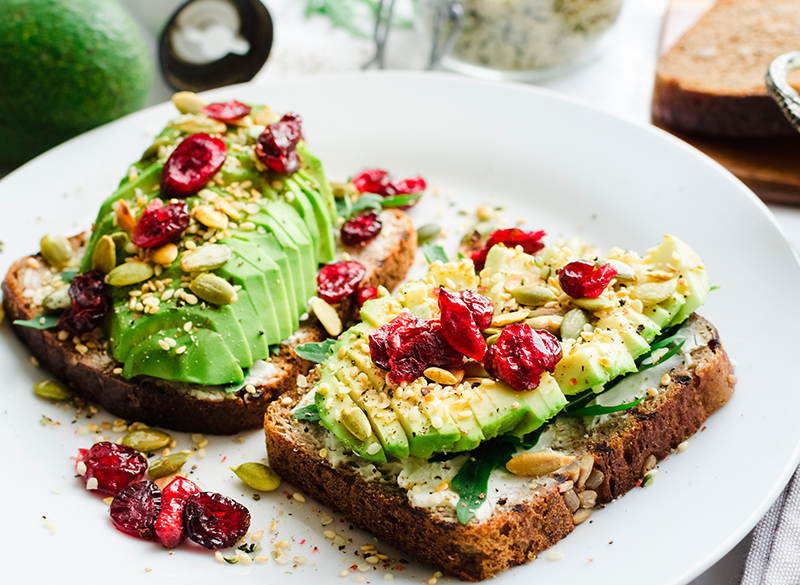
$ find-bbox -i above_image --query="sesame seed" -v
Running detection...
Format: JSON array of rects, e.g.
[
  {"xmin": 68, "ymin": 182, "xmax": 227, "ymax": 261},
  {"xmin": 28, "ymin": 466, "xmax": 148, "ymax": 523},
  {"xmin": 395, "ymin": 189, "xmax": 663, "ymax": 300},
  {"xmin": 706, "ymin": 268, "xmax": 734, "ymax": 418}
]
[
  {"xmin": 254, "ymin": 556, "xmax": 269, "ymax": 563},
  {"xmin": 727, "ymin": 374, "xmax": 738, "ymax": 385},
  {"xmin": 366, "ymin": 556, "xmax": 380, "ymax": 564},
  {"xmin": 340, "ymin": 570, "xmax": 349, "ymax": 578},
  {"xmin": 356, "ymin": 577, "xmax": 366, "ymax": 584},
  {"xmin": 158, "ymin": 339, "xmax": 170, "ymax": 351},
  {"xmin": 660, "ymin": 374, "xmax": 671, "ymax": 386},
  {"xmin": 198, "ymin": 439, "xmax": 209, "ymax": 449},
  {"xmin": 185, "ymin": 294, "xmax": 198, "ymax": 305},
  {"xmin": 275, "ymin": 554, "xmax": 290, "ymax": 565},
  {"xmin": 384, "ymin": 575, "xmax": 394, "ymax": 581},
  {"xmin": 176, "ymin": 346, "xmax": 187, "ymax": 355},
  {"xmin": 270, "ymin": 520, "xmax": 278, "ymax": 532}
]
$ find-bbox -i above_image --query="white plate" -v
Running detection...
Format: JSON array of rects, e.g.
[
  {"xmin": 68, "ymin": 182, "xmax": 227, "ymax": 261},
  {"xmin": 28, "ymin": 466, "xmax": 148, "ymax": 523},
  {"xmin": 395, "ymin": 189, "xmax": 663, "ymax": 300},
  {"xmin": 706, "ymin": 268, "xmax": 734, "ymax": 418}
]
[{"xmin": 1, "ymin": 72, "xmax": 799, "ymax": 584}]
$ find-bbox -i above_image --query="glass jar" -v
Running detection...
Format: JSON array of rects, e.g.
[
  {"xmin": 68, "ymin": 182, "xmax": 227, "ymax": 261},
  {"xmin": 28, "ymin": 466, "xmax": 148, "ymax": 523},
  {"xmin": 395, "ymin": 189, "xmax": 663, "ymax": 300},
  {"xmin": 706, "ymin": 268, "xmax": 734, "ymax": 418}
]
[{"xmin": 418, "ymin": 0, "xmax": 625, "ymax": 81}]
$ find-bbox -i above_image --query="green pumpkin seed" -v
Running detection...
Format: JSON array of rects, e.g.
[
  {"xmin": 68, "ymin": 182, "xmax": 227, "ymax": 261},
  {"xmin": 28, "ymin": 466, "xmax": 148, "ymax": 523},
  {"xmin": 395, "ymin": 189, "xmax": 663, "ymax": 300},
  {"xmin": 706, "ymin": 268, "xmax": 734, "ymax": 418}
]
[
  {"xmin": 572, "ymin": 296, "xmax": 615, "ymax": 311},
  {"xmin": 111, "ymin": 232, "xmax": 130, "ymax": 250},
  {"xmin": 33, "ymin": 379, "xmax": 75, "ymax": 401},
  {"xmin": 106, "ymin": 262, "xmax": 154, "ymax": 287},
  {"xmin": 172, "ymin": 91, "xmax": 209, "ymax": 115},
  {"xmin": 121, "ymin": 429, "xmax": 173, "ymax": 452},
  {"xmin": 40, "ymin": 235, "xmax": 73, "ymax": 268},
  {"xmin": 598, "ymin": 259, "xmax": 636, "ymax": 282},
  {"xmin": 180, "ymin": 244, "xmax": 232, "ymax": 273},
  {"xmin": 485, "ymin": 333, "xmax": 501, "ymax": 345},
  {"xmin": 139, "ymin": 136, "xmax": 175, "ymax": 161},
  {"xmin": 148, "ymin": 451, "xmax": 194, "ymax": 479},
  {"xmin": 416, "ymin": 223, "xmax": 442, "ymax": 245},
  {"xmin": 189, "ymin": 273, "xmax": 238, "ymax": 305},
  {"xmin": 482, "ymin": 328, "xmax": 501, "ymax": 337},
  {"xmin": 42, "ymin": 287, "xmax": 71, "ymax": 312},
  {"xmin": 92, "ymin": 235, "xmax": 117, "ymax": 274},
  {"xmin": 341, "ymin": 407, "xmax": 372, "ymax": 441},
  {"xmin": 231, "ymin": 462, "xmax": 281, "ymax": 492},
  {"xmin": 634, "ymin": 279, "xmax": 678, "ymax": 305},
  {"xmin": 511, "ymin": 285, "xmax": 557, "ymax": 307},
  {"xmin": 310, "ymin": 297, "xmax": 342, "ymax": 336},
  {"xmin": 561, "ymin": 308, "xmax": 590, "ymax": 340},
  {"xmin": 526, "ymin": 315, "xmax": 563, "ymax": 334}
]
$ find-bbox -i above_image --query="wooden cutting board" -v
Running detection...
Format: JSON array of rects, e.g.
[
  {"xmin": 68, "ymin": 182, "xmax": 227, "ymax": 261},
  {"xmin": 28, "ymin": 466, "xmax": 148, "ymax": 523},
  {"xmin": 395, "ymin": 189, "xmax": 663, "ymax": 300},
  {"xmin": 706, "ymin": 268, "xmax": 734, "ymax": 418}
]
[{"xmin": 656, "ymin": 0, "xmax": 800, "ymax": 205}]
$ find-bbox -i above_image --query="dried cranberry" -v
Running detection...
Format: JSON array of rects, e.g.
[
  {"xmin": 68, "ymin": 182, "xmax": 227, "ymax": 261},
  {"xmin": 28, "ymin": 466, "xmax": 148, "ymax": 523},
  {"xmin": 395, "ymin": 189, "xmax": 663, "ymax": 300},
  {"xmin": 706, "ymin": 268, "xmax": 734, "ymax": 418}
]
[
  {"xmin": 317, "ymin": 260, "xmax": 366, "ymax": 304},
  {"xmin": 341, "ymin": 210, "xmax": 383, "ymax": 247},
  {"xmin": 184, "ymin": 492, "xmax": 251, "ymax": 549},
  {"xmin": 370, "ymin": 312, "xmax": 419, "ymax": 370},
  {"xmin": 201, "ymin": 100, "xmax": 251, "ymax": 122},
  {"xmin": 558, "ymin": 260, "xmax": 617, "ymax": 299},
  {"xmin": 109, "ymin": 481, "xmax": 161, "ymax": 539},
  {"xmin": 357, "ymin": 286, "xmax": 379, "ymax": 307},
  {"xmin": 161, "ymin": 133, "xmax": 227, "ymax": 198},
  {"xmin": 351, "ymin": 169, "xmax": 426, "ymax": 209},
  {"xmin": 79, "ymin": 441, "xmax": 148, "ymax": 495},
  {"xmin": 438, "ymin": 288, "xmax": 486, "ymax": 361},
  {"xmin": 132, "ymin": 201, "xmax": 190, "ymax": 248},
  {"xmin": 457, "ymin": 289, "xmax": 494, "ymax": 330},
  {"xmin": 484, "ymin": 324, "xmax": 562, "ymax": 391},
  {"xmin": 255, "ymin": 113, "xmax": 303, "ymax": 174},
  {"xmin": 471, "ymin": 228, "xmax": 546, "ymax": 271},
  {"xmin": 155, "ymin": 477, "xmax": 202, "ymax": 549},
  {"xmin": 58, "ymin": 269, "xmax": 110, "ymax": 336}
]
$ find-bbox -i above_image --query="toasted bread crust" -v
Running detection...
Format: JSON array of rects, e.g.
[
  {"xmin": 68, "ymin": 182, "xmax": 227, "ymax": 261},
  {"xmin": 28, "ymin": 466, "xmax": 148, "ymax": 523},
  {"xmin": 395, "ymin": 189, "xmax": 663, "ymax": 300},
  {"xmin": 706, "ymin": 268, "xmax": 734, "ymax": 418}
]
[
  {"xmin": 264, "ymin": 315, "xmax": 735, "ymax": 580},
  {"xmin": 2, "ymin": 209, "xmax": 416, "ymax": 435}
]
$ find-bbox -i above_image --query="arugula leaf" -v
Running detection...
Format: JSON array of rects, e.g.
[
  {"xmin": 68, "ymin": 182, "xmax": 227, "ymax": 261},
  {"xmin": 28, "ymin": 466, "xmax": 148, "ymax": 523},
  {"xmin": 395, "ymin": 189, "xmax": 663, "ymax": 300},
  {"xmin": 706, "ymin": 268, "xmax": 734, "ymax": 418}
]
[
  {"xmin": 60, "ymin": 270, "xmax": 78, "ymax": 283},
  {"xmin": 450, "ymin": 437, "xmax": 518, "ymax": 524},
  {"xmin": 380, "ymin": 193, "xmax": 422, "ymax": 208},
  {"xmin": 269, "ymin": 344, "xmax": 281, "ymax": 356},
  {"xmin": 561, "ymin": 395, "xmax": 646, "ymax": 418},
  {"xmin": 294, "ymin": 339, "xmax": 336, "ymax": 364},
  {"xmin": 335, "ymin": 193, "xmax": 352, "ymax": 219},
  {"xmin": 222, "ymin": 369, "xmax": 249, "ymax": 393},
  {"xmin": 13, "ymin": 315, "xmax": 59, "ymax": 330},
  {"xmin": 348, "ymin": 193, "xmax": 384, "ymax": 217},
  {"xmin": 709, "ymin": 285, "xmax": 720, "ymax": 292},
  {"xmin": 421, "ymin": 242, "xmax": 449, "ymax": 264},
  {"xmin": 293, "ymin": 403, "xmax": 321, "ymax": 422}
]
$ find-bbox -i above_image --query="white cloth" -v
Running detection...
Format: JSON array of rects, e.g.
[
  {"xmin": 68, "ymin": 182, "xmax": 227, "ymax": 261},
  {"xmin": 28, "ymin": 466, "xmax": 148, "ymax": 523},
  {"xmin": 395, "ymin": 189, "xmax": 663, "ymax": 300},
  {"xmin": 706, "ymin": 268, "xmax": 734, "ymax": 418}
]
[{"xmin": 742, "ymin": 467, "xmax": 800, "ymax": 585}]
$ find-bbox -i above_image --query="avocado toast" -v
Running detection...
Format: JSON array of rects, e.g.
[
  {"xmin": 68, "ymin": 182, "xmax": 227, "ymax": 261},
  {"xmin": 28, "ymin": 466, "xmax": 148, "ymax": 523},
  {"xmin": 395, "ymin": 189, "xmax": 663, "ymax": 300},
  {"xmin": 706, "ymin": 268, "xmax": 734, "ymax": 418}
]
[
  {"xmin": 2, "ymin": 94, "xmax": 417, "ymax": 434},
  {"xmin": 264, "ymin": 232, "xmax": 735, "ymax": 580}
]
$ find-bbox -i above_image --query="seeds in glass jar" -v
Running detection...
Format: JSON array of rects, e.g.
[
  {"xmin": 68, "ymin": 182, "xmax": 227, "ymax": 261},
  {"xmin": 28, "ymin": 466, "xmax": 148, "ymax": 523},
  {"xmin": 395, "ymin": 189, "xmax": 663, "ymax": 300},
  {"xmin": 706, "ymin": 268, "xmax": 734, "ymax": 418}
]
[
  {"xmin": 189, "ymin": 272, "xmax": 238, "ymax": 305},
  {"xmin": 91, "ymin": 235, "xmax": 117, "ymax": 274},
  {"xmin": 33, "ymin": 379, "xmax": 75, "ymax": 401},
  {"xmin": 151, "ymin": 243, "xmax": 179, "ymax": 266},
  {"xmin": 40, "ymin": 235, "xmax": 73, "ymax": 268},
  {"xmin": 180, "ymin": 244, "xmax": 232, "ymax": 273},
  {"xmin": 148, "ymin": 451, "xmax": 194, "ymax": 479},
  {"xmin": 106, "ymin": 262, "xmax": 154, "ymax": 287},
  {"xmin": 116, "ymin": 200, "xmax": 136, "ymax": 234},
  {"xmin": 230, "ymin": 462, "xmax": 281, "ymax": 492},
  {"xmin": 42, "ymin": 287, "xmax": 71, "ymax": 312},
  {"xmin": 121, "ymin": 429, "xmax": 173, "ymax": 452}
]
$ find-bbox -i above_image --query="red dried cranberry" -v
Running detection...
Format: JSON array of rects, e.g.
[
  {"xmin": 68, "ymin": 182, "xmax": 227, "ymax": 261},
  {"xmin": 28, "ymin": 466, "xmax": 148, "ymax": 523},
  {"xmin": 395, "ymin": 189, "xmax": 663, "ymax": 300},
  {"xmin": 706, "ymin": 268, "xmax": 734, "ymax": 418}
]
[
  {"xmin": 58, "ymin": 269, "xmax": 110, "ymax": 336},
  {"xmin": 351, "ymin": 169, "xmax": 426, "ymax": 209},
  {"xmin": 255, "ymin": 113, "xmax": 303, "ymax": 174},
  {"xmin": 184, "ymin": 492, "xmax": 251, "ymax": 549},
  {"xmin": 132, "ymin": 201, "xmax": 190, "ymax": 248},
  {"xmin": 201, "ymin": 100, "xmax": 251, "ymax": 122},
  {"xmin": 484, "ymin": 324, "xmax": 562, "ymax": 391},
  {"xmin": 471, "ymin": 228, "xmax": 546, "ymax": 271},
  {"xmin": 155, "ymin": 477, "xmax": 202, "ymax": 549},
  {"xmin": 457, "ymin": 289, "xmax": 494, "ymax": 330},
  {"xmin": 558, "ymin": 260, "xmax": 617, "ymax": 299},
  {"xmin": 109, "ymin": 481, "xmax": 161, "ymax": 539},
  {"xmin": 437, "ymin": 287, "xmax": 486, "ymax": 361},
  {"xmin": 79, "ymin": 441, "xmax": 148, "ymax": 495},
  {"xmin": 317, "ymin": 260, "xmax": 366, "ymax": 304},
  {"xmin": 370, "ymin": 312, "xmax": 419, "ymax": 370},
  {"xmin": 161, "ymin": 133, "xmax": 227, "ymax": 198},
  {"xmin": 393, "ymin": 176, "xmax": 426, "ymax": 195},
  {"xmin": 357, "ymin": 286, "xmax": 379, "ymax": 307},
  {"xmin": 341, "ymin": 210, "xmax": 383, "ymax": 247}
]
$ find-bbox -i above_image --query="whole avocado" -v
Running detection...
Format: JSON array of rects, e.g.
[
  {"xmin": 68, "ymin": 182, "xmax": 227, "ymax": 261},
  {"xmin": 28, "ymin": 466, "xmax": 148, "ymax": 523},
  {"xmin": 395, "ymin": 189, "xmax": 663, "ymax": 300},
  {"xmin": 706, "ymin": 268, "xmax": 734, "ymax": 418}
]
[{"xmin": 0, "ymin": 0, "xmax": 153, "ymax": 167}]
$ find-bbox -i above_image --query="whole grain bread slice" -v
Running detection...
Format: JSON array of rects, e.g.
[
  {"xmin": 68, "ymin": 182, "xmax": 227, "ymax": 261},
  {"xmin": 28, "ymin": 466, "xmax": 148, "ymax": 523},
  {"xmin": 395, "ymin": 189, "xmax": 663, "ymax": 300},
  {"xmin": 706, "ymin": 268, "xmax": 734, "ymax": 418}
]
[
  {"xmin": 264, "ymin": 314, "xmax": 735, "ymax": 581},
  {"xmin": 652, "ymin": 0, "xmax": 800, "ymax": 137},
  {"xmin": 2, "ymin": 209, "xmax": 416, "ymax": 435}
]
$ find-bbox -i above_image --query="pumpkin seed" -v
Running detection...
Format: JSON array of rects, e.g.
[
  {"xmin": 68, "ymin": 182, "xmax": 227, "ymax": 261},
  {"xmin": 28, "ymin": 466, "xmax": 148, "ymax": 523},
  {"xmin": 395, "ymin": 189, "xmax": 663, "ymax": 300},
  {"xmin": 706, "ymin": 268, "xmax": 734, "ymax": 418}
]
[
  {"xmin": 121, "ymin": 429, "xmax": 173, "ymax": 452},
  {"xmin": 92, "ymin": 235, "xmax": 117, "ymax": 274},
  {"xmin": 634, "ymin": 279, "xmax": 678, "ymax": 305},
  {"xmin": 151, "ymin": 243, "xmax": 179, "ymax": 266},
  {"xmin": 171, "ymin": 114, "xmax": 226, "ymax": 135},
  {"xmin": 341, "ymin": 406, "xmax": 372, "ymax": 441},
  {"xmin": 139, "ymin": 136, "xmax": 174, "ymax": 161},
  {"xmin": 485, "ymin": 333, "xmax": 501, "ymax": 345},
  {"xmin": 230, "ymin": 462, "xmax": 281, "ymax": 492},
  {"xmin": 33, "ymin": 379, "xmax": 74, "ymax": 401},
  {"xmin": 423, "ymin": 367, "xmax": 463, "ymax": 386},
  {"xmin": 40, "ymin": 235, "xmax": 73, "ymax": 268},
  {"xmin": 491, "ymin": 309, "xmax": 530, "ymax": 328},
  {"xmin": 561, "ymin": 308, "xmax": 590, "ymax": 340},
  {"xmin": 42, "ymin": 287, "xmax": 71, "ymax": 312},
  {"xmin": 111, "ymin": 232, "xmax": 130, "ymax": 250},
  {"xmin": 526, "ymin": 315, "xmax": 563, "ymax": 334},
  {"xmin": 116, "ymin": 200, "xmax": 136, "ymax": 234},
  {"xmin": 511, "ymin": 285, "xmax": 557, "ymax": 306},
  {"xmin": 192, "ymin": 204, "xmax": 229, "ymax": 229},
  {"xmin": 506, "ymin": 451, "xmax": 574, "ymax": 477},
  {"xmin": 172, "ymin": 91, "xmax": 209, "ymax": 115},
  {"xmin": 148, "ymin": 451, "xmax": 194, "ymax": 479},
  {"xmin": 310, "ymin": 296, "xmax": 342, "ymax": 336},
  {"xmin": 106, "ymin": 261, "xmax": 154, "ymax": 287},
  {"xmin": 189, "ymin": 272, "xmax": 238, "ymax": 305},
  {"xmin": 180, "ymin": 244, "xmax": 232, "ymax": 273},
  {"xmin": 572, "ymin": 296, "xmax": 615, "ymax": 311},
  {"xmin": 598, "ymin": 259, "xmax": 636, "ymax": 282},
  {"xmin": 416, "ymin": 223, "xmax": 441, "ymax": 245}
]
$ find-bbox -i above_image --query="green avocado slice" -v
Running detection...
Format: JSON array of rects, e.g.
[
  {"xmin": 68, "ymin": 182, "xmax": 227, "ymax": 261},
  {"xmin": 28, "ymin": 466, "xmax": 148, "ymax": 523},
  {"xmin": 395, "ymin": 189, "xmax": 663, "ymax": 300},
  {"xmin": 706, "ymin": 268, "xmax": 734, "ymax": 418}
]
[
  {"xmin": 262, "ymin": 200, "xmax": 317, "ymax": 302},
  {"xmin": 289, "ymin": 174, "xmax": 336, "ymax": 263},
  {"xmin": 284, "ymin": 180, "xmax": 321, "ymax": 258}
]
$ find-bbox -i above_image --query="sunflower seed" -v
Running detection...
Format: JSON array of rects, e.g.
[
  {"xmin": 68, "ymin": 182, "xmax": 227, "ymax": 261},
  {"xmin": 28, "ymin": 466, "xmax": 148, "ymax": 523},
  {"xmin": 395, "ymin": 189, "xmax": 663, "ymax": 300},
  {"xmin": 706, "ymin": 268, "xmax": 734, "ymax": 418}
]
[
  {"xmin": 310, "ymin": 296, "xmax": 342, "ymax": 336},
  {"xmin": 506, "ymin": 451, "xmax": 574, "ymax": 477}
]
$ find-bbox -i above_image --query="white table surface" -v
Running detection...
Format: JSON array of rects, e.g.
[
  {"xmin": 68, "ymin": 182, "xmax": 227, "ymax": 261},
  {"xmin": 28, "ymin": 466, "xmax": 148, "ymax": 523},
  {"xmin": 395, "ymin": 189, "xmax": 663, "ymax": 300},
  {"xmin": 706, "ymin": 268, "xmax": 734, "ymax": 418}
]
[{"xmin": 11, "ymin": 0, "xmax": 799, "ymax": 581}]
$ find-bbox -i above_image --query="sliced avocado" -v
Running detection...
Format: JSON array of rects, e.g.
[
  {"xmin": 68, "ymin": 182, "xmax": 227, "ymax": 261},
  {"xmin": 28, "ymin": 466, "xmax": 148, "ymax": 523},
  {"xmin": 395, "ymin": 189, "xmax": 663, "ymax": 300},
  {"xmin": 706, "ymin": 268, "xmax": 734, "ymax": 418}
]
[
  {"xmin": 297, "ymin": 142, "xmax": 337, "ymax": 223},
  {"xmin": 262, "ymin": 200, "xmax": 317, "ymax": 301},
  {"xmin": 359, "ymin": 296, "xmax": 402, "ymax": 330},
  {"xmin": 649, "ymin": 235, "xmax": 711, "ymax": 324},
  {"xmin": 448, "ymin": 405, "xmax": 485, "ymax": 452},
  {"xmin": 509, "ymin": 373, "xmax": 567, "ymax": 436},
  {"xmin": 456, "ymin": 383, "xmax": 507, "ymax": 441},
  {"xmin": 223, "ymin": 287, "xmax": 269, "ymax": 361},
  {"xmin": 345, "ymin": 343, "xmax": 387, "ymax": 391},
  {"xmin": 290, "ymin": 174, "xmax": 336, "ymax": 263},
  {"xmin": 644, "ymin": 291, "xmax": 687, "ymax": 329},
  {"xmin": 389, "ymin": 394, "xmax": 443, "ymax": 460},
  {"xmin": 595, "ymin": 310, "xmax": 653, "ymax": 360},
  {"xmin": 416, "ymin": 394, "xmax": 463, "ymax": 454},
  {"xmin": 284, "ymin": 180, "xmax": 321, "ymax": 258},
  {"xmin": 554, "ymin": 332, "xmax": 636, "ymax": 395},
  {"xmin": 479, "ymin": 381, "xmax": 531, "ymax": 436}
]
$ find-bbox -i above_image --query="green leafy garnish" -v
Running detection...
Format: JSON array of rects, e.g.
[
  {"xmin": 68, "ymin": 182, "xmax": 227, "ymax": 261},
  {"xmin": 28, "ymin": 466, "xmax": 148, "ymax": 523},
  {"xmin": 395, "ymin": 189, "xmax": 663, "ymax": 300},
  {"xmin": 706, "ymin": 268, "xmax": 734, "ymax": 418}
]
[
  {"xmin": 60, "ymin": 270, "xmax": 78, "ymax": 283},
  {"xmin": 222, "ymin": 370, "xmax": 249, "ymax": 394},
  {"xmin": 421, "ymin": 242, "xmax": 449, "ymax": 264},
  {"xmin": 269, "ymin": 344, "xmax": 281, "ymax": 356},
  {"xmin": 561, "ymin": 395, "xmax": 646, "ymax": 418},
  {"xmin": 294, "ymin": 339, "xmax": 336, "ymax": 364},
  {"xmin": 293, "ymin": 403, "xmax": 321, "ymax": 422},
  {"xmin": 348, "ymin": 193, "xmax": 383, "ymax": 216},
  {"xmin": 13, "ymin": 315, "xmax": 59, "ymax": 330},
  {"xmin": 381, "ymin": 193, "xmax": 422, "ymax": 208},
  {"xmin": 709, "ymin": 285, "xmax": 720, "ymax": 292}
]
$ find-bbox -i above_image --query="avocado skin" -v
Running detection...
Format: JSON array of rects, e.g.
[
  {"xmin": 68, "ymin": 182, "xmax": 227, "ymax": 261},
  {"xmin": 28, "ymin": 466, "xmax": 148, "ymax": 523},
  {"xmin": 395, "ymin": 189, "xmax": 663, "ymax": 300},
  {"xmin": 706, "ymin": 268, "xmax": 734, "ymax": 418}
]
[{"xmin": 0, "ymin": 0, "xmax": 152, "ymax": 167}]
